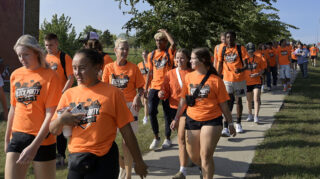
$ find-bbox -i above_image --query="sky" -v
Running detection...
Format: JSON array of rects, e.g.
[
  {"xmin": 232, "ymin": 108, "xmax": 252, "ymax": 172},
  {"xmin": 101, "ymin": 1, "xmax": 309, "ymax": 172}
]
[{"xmin": 40, "ymin": 0, "xmax": 320, "ymax": 44}]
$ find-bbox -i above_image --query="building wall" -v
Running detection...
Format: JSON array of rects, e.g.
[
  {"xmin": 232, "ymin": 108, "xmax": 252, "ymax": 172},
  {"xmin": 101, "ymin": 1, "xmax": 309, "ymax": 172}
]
[{"xmin": 0, "ymin": 0, "xmax": 39, "ymax": 83}]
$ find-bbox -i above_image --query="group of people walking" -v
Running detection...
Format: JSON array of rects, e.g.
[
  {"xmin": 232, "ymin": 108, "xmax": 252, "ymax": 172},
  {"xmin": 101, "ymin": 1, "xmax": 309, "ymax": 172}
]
[{"xmin": 3, "ymin": 28, "xmax": 318, "ymax": 179}]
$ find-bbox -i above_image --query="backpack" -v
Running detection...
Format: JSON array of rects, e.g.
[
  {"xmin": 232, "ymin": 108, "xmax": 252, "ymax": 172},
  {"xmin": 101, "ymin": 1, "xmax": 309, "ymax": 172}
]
[
  {"xmin": 59, "ymin": 51, "xmax": 67, "ymax": 79},
  {"xmin": 149, "ymin": 49, "xmax": 173, "ymax": 69},
  {"xmin": 221, "ymin": 44, "xmax": 244, "ymax": 66}
]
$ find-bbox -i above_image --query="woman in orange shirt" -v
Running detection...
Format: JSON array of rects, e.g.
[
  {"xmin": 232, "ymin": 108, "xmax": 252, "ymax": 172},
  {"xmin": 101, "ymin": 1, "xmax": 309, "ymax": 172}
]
[
  {"xmin": 158, "ymin": 49, "xmax": 191, "ymax": 179},
  {"xmin": 173, "ymin": 48, "xmax": 235, "ymax": 179},
  {"xmin": 4, "ymin": 35, "xmax": 61, "ymax": 179},
  {"xmin": 49, "ymin": 49, "xmax": 147, "ymax": 179}
]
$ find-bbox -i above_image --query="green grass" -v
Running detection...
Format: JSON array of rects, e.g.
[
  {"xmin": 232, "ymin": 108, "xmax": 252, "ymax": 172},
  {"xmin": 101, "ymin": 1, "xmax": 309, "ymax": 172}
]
[
  {"xmin": 0, "ymin": 48, "xmax": 176, "ymax": 178},
  {"xmin": 246, "ymin": 65, "xmax": 320, "ymax": 179}
]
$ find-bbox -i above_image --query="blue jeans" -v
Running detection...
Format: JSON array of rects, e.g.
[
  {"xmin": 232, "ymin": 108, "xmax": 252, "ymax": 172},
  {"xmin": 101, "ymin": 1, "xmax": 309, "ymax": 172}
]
[
  {"xmin": 299, "ymin": 62, "xmax": 308, "ymax": 78},
  {"xmin": 266, "ymin": 66, "xmax": 278, "ymax": 87},
  {"xmin": 148, "ymin": 89, "xmax": 172, "ymax": 138}
]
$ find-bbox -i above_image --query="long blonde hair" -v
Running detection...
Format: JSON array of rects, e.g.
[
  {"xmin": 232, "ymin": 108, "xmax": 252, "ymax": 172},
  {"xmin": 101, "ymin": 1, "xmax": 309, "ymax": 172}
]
[{"xmin": 14, "ymin": 34, "xmax": 48, "ymax": 68}]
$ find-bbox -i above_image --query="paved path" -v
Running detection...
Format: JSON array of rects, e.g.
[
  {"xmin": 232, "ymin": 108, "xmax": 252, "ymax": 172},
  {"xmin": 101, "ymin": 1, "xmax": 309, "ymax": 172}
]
[{"xmin": 133, "ymin": 84, "xmax": 289, "ymax": 179}]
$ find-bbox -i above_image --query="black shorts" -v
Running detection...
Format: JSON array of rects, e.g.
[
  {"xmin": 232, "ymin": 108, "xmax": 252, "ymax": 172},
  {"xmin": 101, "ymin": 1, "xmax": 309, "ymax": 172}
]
[
  {"xmin": 247, "ymin": 84, "xmax": 262, "ymax": 92},
  {"xmin": 169, "ymin": 108, "xmax": 186, "ymax": 119},
  {"xmin": 291, "ymin": 59, "xmax": 297, "ymax": 64},
  {"xmin": 7, "ymin": 132, "xmax": 56, "ymax": 161},
  {"xmin": 311, "ymin": 56, "xmax": 317, "ymax": 59},
  {"xmin": 68, "ymin": 142, "xmax": 119, "ymax": 179},
  {"xmin": 185, "ymin": 115, "xmax": 223, "ymax": 130}
]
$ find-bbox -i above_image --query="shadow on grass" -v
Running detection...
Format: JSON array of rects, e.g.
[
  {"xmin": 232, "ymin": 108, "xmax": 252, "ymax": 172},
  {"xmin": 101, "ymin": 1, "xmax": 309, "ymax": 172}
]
[
  {"xmin": 246, "ymin": 163, "xmax": 320, "ymax": 178},
  {"xmin": 257, "ymin": 139, "xmax": 320, "ymax": 150}
]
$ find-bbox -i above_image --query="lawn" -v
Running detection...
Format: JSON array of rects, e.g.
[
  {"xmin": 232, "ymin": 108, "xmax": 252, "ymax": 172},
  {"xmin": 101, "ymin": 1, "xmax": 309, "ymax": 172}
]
[
  {"xmin": 246, "ymin": 65, "xmax": 320, "ymax": 179},
  {"xmin": 0, "ymin": 48, "xmax": 176, "ymax": 178}
]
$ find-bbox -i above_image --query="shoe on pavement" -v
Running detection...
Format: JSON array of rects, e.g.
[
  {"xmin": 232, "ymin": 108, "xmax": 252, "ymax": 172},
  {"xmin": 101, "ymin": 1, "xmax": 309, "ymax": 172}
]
[
  {"xmin": 162, "ymin": 139, "xmax": 172, "ymax": 149},
  {"xmin": 221, "ymin": 128, "xmax": 230, "ymax": 137},
  {"xmin": 142, "ymin": 116, "xmax": 148, "ymax": 125},
  {"xmin": 149, "ymin": 138, "xmax": 161, "ymax": 150},
  {"xmin": 118, "ymin": 167, "xmax": 126, "ymax": 179},
  {"xmin": 254, "ymin": 116, "xmax": 259, "ymax": 123},
  {"xmin": 246, "ymin": 114, "xmax": 253, "ymax": 122},
  {"xmin": 235, "ymin": 123, "xmax": 244, "ymax": 133},
  {"xmin": 172, "ymin": 171, "xmax": 186, "ymax": 179}
]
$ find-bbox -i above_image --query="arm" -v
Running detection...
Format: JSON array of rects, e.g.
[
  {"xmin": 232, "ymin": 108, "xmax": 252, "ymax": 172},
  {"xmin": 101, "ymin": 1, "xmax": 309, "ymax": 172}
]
[
  {"xmin": 132, "ymin": 87, "xmax": 144, "ymax": 112},
  {"xmin": 219, "ymin": 101, "xmax": 236, "ymax": 137},
  {"xmin": 218, "ymin": 61, "xmax": 223, "ymax": 76},
  {"xmin": 236, "ymin": 59, "xmax": 248, "ymax": 73},
  {"xmin": 49, "ymin": 109, "xmax": 83, "ymax": 136},
  {"xmin": 144, "ymin": 70, "xmax": 152, "ymax": 98},
  {"xmin": 16, "ymin": 106, "xmax": 56, "ymax": 164},
  {"xmin": 120, "ymin": 124, "xmax": 148, "ymax": 178},
  {"xmin": 159, "ymin": 29, "xmax": 176, "ymax": 50},
  {"xmin": 62, "ymin": 75, "xmax": 74, "ymax": 93},
  {"xmin": 170, "ymin": 97, "xmax": 187, "ymax": 130},
  {"xmin": 4, "ymin": 105, "xmax": 15, "ymax": 152}
]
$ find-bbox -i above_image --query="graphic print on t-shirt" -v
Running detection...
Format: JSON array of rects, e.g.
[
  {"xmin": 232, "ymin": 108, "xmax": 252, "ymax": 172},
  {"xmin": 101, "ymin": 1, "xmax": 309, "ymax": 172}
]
[
  {"xmin": 69, "ymin": 99, "xmax": 101, "ymax": 129},
  {"xmin": 154, "ymin": 57, "xmax": 168, "ymax": 69},
  {"xmin": 248, "ymin": 61, "xmax": 258, "ymax": 70},
  {"xmin": 15, "ymin": 80, "xmax": 42, "ymax": 105},
  {"xmin": 189, "ymin": 84, "xmax": 210, "ymax": 98},
  {"xmin": 111, "ymin": 74, "xmax": 130, "ymax": 89},
  {"xmin": 49, "ymin": 62, "xmax": 58, "ymax": 71},
  {"xmin": 225, "ymin": 53, "xmax": 238, "ymax": 63},
  {"xmin": 280, "ymin": 50, "xmax": 288, "ymax": 56}
]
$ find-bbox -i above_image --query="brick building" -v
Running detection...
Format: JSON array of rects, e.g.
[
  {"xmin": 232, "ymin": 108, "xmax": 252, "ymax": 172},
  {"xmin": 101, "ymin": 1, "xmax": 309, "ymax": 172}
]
[{"xmin": 0, "ymin": 0, "xmax": 39, "ymax": 84}]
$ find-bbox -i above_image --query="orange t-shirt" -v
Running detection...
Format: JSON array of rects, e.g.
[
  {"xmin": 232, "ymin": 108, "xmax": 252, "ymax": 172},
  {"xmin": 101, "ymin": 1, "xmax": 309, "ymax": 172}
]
[
  {"xmin": 147, "ymin": 47, "xmax": 176, "ymax": 90},
  {"xmin": 102, "ymin": 61, "xmax": 145, "ymax": 102},
  {"xmin": 10, "ymin": 67, "xmax": 62, "ymax": 145},
  {"xmin": 102, "ymin": 53, "xmax": 114, "ymax": 71},
  {"xmin": 310, "ymin": 47, "xmax": 319, "ymax": 56},
  {"xmin": 214, "ymin": 43, "xmax": 226, "ymax": 70},
  {"xmin": 218, "ymin": 45, "xmax": 249, "ymax": 82},
  {"xmin": 181, "ymin": 71, "xmax": 230, "ymax": 121},
  {"xmin": 245, "ymin": 54, "xmax": 265, "ymax": 86},
  {"xmin": 51, "ymin": 82, "xmax": 133, "ymax": 156},
  {"xmin": 161, "ymin": 68, "xmax": 191, "ymax": 109},
  {"xmin": 137, "ymin": 61, "xmax": 150, "ymax": 89},
  {"xmin": 276, "ymin": 46, "xmax": 291, "ymax": 65},
  {"xmin": 45, "ymin": 51, "xmax": 73, "ymax": 88},
  {"xmin": 268, "ymin": 48, "xmax": 277, "ymax": 67},
  {"xmin": 254, "ymin": 51, "xmax": 267, "ymax": 69}
]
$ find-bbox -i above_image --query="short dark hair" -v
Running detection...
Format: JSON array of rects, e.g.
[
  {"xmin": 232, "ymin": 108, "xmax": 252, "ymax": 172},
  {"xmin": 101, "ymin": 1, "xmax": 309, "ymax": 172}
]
[
  {"xmin": 225, "ymin": 31, "xmax": 236, "ymax": 39},
  {"xmin": 44, "ymin": 33, "xmax": 58, "ymax": 41},
  {"xmin": 75, "ymin": 48, "xmax": 103, "ymax": 67},
  {"xmin": 280, "ymin": 39, "xmax": 286, "ymax": 45}
]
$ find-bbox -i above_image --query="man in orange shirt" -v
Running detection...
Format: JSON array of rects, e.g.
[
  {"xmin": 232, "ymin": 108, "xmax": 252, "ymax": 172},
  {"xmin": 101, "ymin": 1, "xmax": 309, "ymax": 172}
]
[
  {"xmin": 44, "ymin": 33, "xmax": 74, "ymax": 167},
  {"xmin": 213, "ymin": 32, "xmax": 226, "ymax": 70},
  {"xmin": 265, "ymin": 42, "xmax": 278, "ymax": 90},
  {"xmin": 310, "ymin": 44, "xmax": 319, "ymax": 67},
  {"xmin": 275, "ymin": 39, "xmax": 292, "ymax": 92},
  {"xmin": 218, "ymin": 31, "xmax": 249, "ymax": 135},
  {"xmin": 145, "ymin": 29, "xmax": 176, "ymax": 150}
]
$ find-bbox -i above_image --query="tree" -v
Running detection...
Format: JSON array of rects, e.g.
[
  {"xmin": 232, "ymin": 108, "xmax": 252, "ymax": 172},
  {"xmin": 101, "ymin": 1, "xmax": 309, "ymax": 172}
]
[
  {"xmin": 39, "ymin": 14, "xmax": 81, "ymax": 56},
  {"xmin": 100, "ymin": 29, "xmax": 115, "ymax": 48},
  {"xmin": 115, "ymin": 0, "xmax": 298, "ymax": 50}
]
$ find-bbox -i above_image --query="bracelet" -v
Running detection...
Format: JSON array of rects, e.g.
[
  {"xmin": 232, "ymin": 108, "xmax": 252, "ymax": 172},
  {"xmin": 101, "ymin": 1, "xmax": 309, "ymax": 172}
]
[{"xmin": 174, "ymin": 117, "xmax": 180, "ymax": 121}]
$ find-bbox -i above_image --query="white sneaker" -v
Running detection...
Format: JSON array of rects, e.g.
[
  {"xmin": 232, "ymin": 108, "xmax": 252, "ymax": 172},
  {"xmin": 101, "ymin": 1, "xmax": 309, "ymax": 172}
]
[
  {"xmin": 149, "ymin": 138, "xmax": 161, "ymax": 150},
  {"xmin": 118, "ymin": 167, "xmax": 126, "ymax": 179},
  {"xmin": 246, "ymin": 114, "xmax": 253, "ymax": 122},
  {"xmin": 142, "ymin": 116, "xmax": 148, "ymax": 125},
  {"xmin": 261, "ymin": 85, "xmax": 265, "ymax": 93},
  {"xmin": 221, "ymin": 128, "xmax": 230, "ymax": 137},
  {"xmin": 235, "ymin": 123, "xmax": 244, "ymax": 133},
  {"xmin": 162, "ymin": 139, "xmax": 172, "ymax": 149},
  {"xmin": 254, "ymin": 116, "xmax": 259, "ymax": 123}
]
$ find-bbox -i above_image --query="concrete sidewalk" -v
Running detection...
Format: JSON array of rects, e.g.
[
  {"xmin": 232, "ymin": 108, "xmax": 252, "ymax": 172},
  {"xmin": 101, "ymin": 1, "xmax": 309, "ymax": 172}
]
[{"xmin": 133, "ymin": 85, "xmax": 290, "ymax": 179}]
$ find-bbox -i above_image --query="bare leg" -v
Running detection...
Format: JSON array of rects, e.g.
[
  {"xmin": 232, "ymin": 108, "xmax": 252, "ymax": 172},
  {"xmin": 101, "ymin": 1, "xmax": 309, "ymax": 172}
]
[
  {"xmin": 178, "ymin": 116, "xmax": 188, "ymax": 167},
  {"xmin": 246, "ymin": 92, "xmax": 253, "ymax": 116},
  {"xmin": 185, "ymin": 129, "xmax": 201, "ymax": 166},
  {"xmin": 33, "ymin": 160, "xmax": 56, "ymax": 179},
  {"xmin": 123, "ymin": 139, "xmax": 133, "ymax": 179},
  {"xmin": 253, "ymin": 88, "xmax": 261, "ymax": 117},
  {"xmin": 200, "ymin": 125, "xmax": 223, "ymax": 179},
  {"xmin": 5, "ymin": 152, "xmax": 29, "ymax": 179}
]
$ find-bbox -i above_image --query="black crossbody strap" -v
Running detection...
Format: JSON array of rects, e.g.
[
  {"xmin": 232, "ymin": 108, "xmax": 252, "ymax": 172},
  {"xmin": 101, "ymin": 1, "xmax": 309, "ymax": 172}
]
[{"xmin": 192, "ymin": 71, "xmax": 211, "ymax": 98}]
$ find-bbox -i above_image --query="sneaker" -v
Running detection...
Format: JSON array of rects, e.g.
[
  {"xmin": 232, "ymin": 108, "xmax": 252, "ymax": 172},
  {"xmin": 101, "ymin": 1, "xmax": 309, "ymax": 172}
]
[
  {"xmin": 118, "ymin": 167, "xmax": 126, "ymax": 179},
  {"xmin": 162, "ymin": 139, "xmax": 172, "ymax": 149},
  {"xmin": 56, "ymin": 154, "xmax": 65, "ymax": 168},
  {"xmin": 149, "ymin": 138, "xmax": 161, "ymax": 150},
  {"xmin": 261, "ymin": 85, "xmax": 265, "ymax": 93},
  {"xmin": 254, "ymin": 116, "xmax": 259, "ymax": 123},
  {"xmin": 172, "ymin": 171, "xmax": 186, "ymax": 179},
  {"xmin": 142, "ymin": 116, "xmax": 148, "ymax": 125},
  {"xmin": 221, "ymin": 128, "xmax": 230, "ymax": 137},
  {"xmin": 235, "ymin": 123, "xmax": 244, "ymax": 133},
  {"xmin": 246, "ymin": 114, "xmax": 253, "ymax": 122}
]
